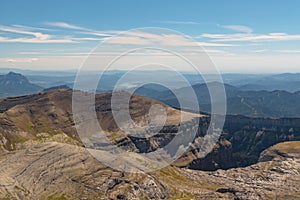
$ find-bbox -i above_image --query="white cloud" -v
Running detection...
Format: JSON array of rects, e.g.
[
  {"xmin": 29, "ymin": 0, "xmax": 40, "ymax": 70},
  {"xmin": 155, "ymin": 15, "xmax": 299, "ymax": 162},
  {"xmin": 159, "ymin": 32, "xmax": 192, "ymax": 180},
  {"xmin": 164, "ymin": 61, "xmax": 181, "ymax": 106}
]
[
  {"xmin": 44, "ymin": 22, "xmax": 85, "ymax": 30},
  {"xmin": 0, "ymin": 25, "xmax": 76, "ymax": 43},
  {"xmin": 0, "ymin": 25, "xmax": 50, "ymax": 40},
  {"xmin": 45, "ymin": 21, "xmax": 114, "ymax": 37},
  {"xmin": 197, "ymin": 42, "xmax": 235, "ymax": 47},
  {"xmin": 0, "ymin": 36, "xmax": 75, "ymax": 43},
  {"xmin": 79, "ymin": 31, "xmax": 115, "ymax": 37},
  {"xmin": 0, "ymin": 25, "xmax": 106, "ymax": 43},
  {"xmin": 69, "ymin": 37, "xmax": 103, "ymax": 41},
  {"xmin": 201, "ymin": 33, "xmax": 300, "ymax": 42},
  {"xmin": 219, "ymin": 24, "xmax": 253, "ymax": 33},
  {"xmin": 274, "ymin": 49, "xmax": 300, "ymax": 53},
  {"xmin": 16, "ymin": 48, "xmax": 230, "ymax": 57},
  {"xmin": 6, "ymin": 58, "xmax": 39, "ymax": 63},
  {"xmin": 249, "ymin": 49, "xmax": 269, "ymax": 53},
  {"xmin": 104, "ymin": 31, "xmax": 235, "ymax": 47}
]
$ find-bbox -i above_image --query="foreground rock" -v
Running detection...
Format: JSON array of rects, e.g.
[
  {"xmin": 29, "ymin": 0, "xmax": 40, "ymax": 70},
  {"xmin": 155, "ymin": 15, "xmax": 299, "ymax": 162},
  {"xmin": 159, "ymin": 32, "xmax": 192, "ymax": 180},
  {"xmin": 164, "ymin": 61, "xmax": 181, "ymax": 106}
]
[
  {"xmin": 0, "ymin": 142, "xmax": 168, "ymax": 200},
  {"xmin": 0, "ymin": 141, "xmax": 299, "ymax": 199}
]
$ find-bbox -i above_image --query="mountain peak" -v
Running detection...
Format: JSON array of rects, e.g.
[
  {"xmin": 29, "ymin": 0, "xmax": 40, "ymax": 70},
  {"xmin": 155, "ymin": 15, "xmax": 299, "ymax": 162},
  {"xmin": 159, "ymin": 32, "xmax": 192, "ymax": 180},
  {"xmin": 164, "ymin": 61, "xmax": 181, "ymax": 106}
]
[
  {"xmin": 7, "ymin": 71, "xmax": 22, "ymax": 76},
  {"xmin": 0, "ymin": 72, "xmax": 41, "ymax": 97}
]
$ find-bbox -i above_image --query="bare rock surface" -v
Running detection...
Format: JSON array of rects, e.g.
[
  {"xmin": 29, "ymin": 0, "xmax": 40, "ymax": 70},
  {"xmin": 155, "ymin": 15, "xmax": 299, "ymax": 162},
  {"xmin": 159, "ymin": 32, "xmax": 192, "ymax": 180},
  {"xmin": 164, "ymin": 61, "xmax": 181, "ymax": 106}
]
[
  {"xmin": 0, "ymin": 141, "xmax": 299, "ymax": 200},
  {"xmin": 0, "ymin": 142, "xmax": 169, "ymax": 200},
  {"xmin": 182, "ymin": 141, "xmax": 300, "ymax": 199}
]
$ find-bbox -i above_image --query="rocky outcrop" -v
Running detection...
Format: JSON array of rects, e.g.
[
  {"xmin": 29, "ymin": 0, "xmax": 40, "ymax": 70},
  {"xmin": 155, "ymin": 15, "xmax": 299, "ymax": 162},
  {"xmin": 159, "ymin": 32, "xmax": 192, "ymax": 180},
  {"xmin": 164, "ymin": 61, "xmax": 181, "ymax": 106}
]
[
  {"xmin": 182, "ymin": 141, "xmax": 300, "ymax": 199},
  {"xmin": 259, "ymin": 141, "xmax": 300, "ymax": 162},
  {"xmin": 0, "ymin": 142, "xmax": 169, "ymax": 200},
  {"xmin": 0, "ymin": 141, "xmax": 299, "ymax": 199}
]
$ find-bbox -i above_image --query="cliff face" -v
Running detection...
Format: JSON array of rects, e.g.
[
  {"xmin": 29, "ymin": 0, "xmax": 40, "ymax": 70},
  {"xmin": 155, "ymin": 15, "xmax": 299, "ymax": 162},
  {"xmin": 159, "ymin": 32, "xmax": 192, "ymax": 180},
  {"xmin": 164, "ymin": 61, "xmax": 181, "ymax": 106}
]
[
  {"xmin": 185, "ymin": 138, "xmax": 234, "ymax": 171},
  {"xmin": 154, "ymin": 114, "xmax": 300, "ymax": 171},
  {"xmin": 223, "ymin": 115, "xmax": 300, "ymax": 167}
]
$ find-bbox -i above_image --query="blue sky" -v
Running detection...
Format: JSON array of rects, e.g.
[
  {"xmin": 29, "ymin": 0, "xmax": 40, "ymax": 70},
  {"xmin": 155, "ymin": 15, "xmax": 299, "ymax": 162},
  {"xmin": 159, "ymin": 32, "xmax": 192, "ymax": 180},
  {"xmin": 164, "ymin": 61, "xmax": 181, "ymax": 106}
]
[{"xmin": 1, "ymin": 0, "xmax": 300, "ymax": 73}]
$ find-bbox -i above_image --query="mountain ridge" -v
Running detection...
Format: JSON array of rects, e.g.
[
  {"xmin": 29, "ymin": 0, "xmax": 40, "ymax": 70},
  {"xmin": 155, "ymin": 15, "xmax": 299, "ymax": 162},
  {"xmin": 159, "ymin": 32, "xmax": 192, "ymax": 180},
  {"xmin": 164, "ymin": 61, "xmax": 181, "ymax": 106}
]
[{"xmin": 134, "ymin": 81, "xmax": 300, "ymax": 118}]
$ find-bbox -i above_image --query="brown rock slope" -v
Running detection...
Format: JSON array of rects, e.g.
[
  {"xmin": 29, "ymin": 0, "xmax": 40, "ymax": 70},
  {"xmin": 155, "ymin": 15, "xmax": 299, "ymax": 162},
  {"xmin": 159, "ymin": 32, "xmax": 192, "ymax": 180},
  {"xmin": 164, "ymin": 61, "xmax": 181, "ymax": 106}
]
[
  {"xmin": 0, "ymin": 89, "xmax": 200, "ymax": 151},
  {"xmin": 0, "ymin": 141, "xmax": 299, "ymax": 199},
  {"xmin": 0, "ymin": 142, "xmax": 169, "ymax": 199},
  {"xmin": 0, "ymin": 89, "xmax": 238, "ymax": 172}
]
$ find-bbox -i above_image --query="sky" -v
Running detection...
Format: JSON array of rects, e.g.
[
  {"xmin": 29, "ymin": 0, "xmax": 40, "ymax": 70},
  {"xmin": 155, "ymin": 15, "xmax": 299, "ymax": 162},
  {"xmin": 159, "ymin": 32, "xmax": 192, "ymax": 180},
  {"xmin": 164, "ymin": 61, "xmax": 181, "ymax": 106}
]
[{"xmin": 1, "ymin": 0, "xmax": 300, "ymax": 73}]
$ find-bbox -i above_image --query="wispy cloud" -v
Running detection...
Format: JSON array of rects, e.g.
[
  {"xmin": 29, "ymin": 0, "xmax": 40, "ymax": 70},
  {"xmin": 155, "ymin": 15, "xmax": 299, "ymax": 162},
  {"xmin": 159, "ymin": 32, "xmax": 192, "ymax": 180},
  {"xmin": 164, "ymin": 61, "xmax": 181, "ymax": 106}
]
[
  {"xmin": 16, "ymin": 48, "xmax": 232, "ymax": 57},
  {"xmin": 248, "ymin": 49, "xmax": 300, "ymax": 53},
  {"xmin": 6, "ymin": 58, "xmax": 39, "ymax": 63},
  {"xmin": 105, "ymin": 31, "xmax": 235, "ymax": 47},
  {"xmin": 0, "ymin": 25, "xmax": 76, "ymax": 43},
  {"xmin": 0, "ymin": 25, "xmax": 51, "ymax": 40},
  {"xmin": 44, "ymin": 22, "xmax": 86, "ymax": 30},
  {"xmin": 197, "ymin": 42, "xmax": 235, "ymax": 47},
  {"xmin": 201, "ymin": 32, "xmax": 300, "ymax": 42},
  {"xmin": 45, "ymin": 21, "xmax": 115, "ymax": 37},
  {"xmin": 0, "ymin": 24, "xmax": 106, "ymax": 43},
  {"xmin": 219, "ymin": 24, "xmax": 253, "ymax": 33},
  {"xmin": 274, "ymin": 49, "xmax": 300, "ymax": 53},
  {"xmin": 249, "ymin": 49, "xmax": 269, "ymax": 53}
]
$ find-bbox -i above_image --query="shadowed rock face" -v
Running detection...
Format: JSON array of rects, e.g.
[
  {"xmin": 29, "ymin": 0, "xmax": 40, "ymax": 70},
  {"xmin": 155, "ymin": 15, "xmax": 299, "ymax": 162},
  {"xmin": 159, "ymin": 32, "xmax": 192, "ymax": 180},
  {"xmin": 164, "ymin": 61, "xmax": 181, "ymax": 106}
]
[{"xmin": 222, "ymin": 115, "xmax": 300, "ymax": 167}]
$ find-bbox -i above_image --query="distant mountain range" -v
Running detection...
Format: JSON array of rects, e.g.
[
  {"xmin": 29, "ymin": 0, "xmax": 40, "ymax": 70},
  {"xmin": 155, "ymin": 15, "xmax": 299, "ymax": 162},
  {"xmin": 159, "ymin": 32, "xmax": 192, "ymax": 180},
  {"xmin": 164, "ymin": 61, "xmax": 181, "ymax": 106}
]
[
  {"xmin": 235, "ymin": 73, "xmax": 300, "ymax": 92},
  {"xmin": 1, "ymin": 71, "xmax": 300, "ymax": 118},
  {"xmin": 0, "ymin": 72, "xmax": 42, "ymax": 98},
  {"xmin": 2, "ymin": 69, "xmax": 300, "ymax": 92},
  {"xmin": 134, "ymin": 82, "xmax": 300, "ymax": 118}
]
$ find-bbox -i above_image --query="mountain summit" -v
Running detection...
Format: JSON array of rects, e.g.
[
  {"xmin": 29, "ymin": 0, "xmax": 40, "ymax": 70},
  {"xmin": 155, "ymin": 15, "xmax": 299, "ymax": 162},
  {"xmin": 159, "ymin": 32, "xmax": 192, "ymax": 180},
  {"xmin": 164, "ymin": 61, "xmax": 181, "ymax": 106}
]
[{"xmin": 0, "ymin": 72, "xmax": 42, "ymax": 98}]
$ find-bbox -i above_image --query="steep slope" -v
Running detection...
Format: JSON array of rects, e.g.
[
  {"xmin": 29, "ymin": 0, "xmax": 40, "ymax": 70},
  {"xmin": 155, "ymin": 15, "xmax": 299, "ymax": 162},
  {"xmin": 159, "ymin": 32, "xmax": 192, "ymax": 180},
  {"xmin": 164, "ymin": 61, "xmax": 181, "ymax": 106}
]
[
  {"xmin": 0, "ymin": 72, "xmax": 42, "ymax": 98},
  {"xmin": 222, "ymin": 115, "xmax": 300, "ymax": 167}
]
